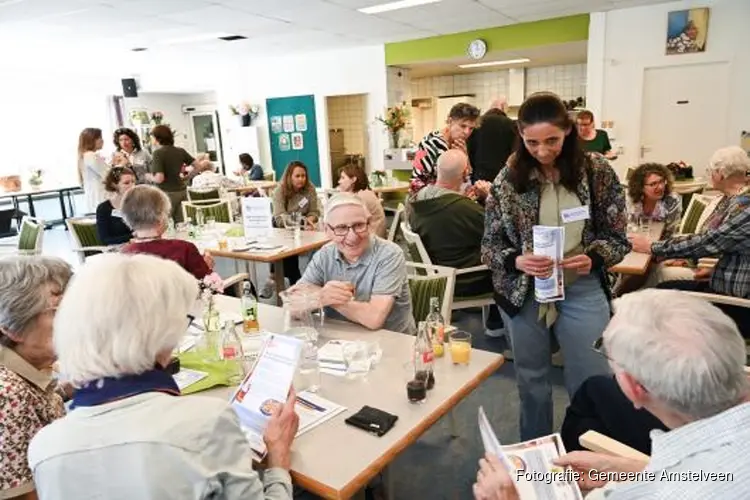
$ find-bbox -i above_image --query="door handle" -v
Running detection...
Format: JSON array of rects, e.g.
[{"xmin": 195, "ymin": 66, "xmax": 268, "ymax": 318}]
[{"xmin": 640, "ymin": 145, "xmax": 652, "ymax": 158}]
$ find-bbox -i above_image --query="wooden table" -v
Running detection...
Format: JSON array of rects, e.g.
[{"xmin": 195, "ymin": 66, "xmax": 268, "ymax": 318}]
[
  {"xmin": 609, "ymin": 221, "xmax": 665, "ymax": 275},
  {"xmin": 203, "ymin": 295, "xmax": 505, "ymax": 499},
  {"xmin": 179, "ymin": 225, "xmax": 330, "ymax": 304},
  {"xmin": 372, "ymin": 182, "xmax": 409, "ymax": 195},
  {"xmin": 229, "ymin": 181, "xmax": 278, "ymax": 196}
]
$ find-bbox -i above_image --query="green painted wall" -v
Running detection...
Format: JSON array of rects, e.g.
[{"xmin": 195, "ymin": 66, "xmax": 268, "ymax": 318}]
[{"xmin": 385, "ymin": 15, "xmax": 589, "ymax": 66}]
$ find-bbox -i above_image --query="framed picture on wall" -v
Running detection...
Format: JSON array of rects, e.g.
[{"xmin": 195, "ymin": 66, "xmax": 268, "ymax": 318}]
[{"xmin": 666, "ymin": 8, "xmax": 709, "ymax": 55}]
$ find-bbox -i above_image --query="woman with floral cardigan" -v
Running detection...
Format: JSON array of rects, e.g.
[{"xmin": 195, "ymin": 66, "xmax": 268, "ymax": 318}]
[{"xmin": 481, "ymin": 93, "xmax": 630, "ymax": 441}]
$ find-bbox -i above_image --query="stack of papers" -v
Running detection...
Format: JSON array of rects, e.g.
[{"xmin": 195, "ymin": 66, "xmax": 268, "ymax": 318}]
[
  {"xmin": 230, "ymin": 333, "xmax": 304, "ymax": 461},
  {"xmin": 478, "ymin": 407, "xmax": 582, "ymax": 499},
  {"xmin": 295, "ymin": 391, "xmax": 346, "ymax": 437},
  {"xmin": 317, "ymin": 340, "xmax": 349, "ymax": 376}
]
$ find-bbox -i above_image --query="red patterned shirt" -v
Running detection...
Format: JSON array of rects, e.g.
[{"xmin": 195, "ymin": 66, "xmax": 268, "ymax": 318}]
[{"xmin": 0, "ymin": 347, "xmax": 64, "ymax": 498}]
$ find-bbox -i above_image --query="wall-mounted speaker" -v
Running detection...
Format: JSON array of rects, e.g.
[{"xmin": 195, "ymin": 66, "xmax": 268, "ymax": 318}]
[{"xmin": 121, "ymin": 78, "xmax": 138, "ymax": 98}]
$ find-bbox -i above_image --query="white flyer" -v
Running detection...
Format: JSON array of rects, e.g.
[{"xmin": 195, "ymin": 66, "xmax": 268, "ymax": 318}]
[
  {"xmin": 242, "ymin": 196, "xmax": 273, "ymax": 240},
  {"xmin": 532, "ymin": 225, "xmax": 565, "ymax": 303},
  {"xmin": 478, "ymin": 407, "xmax": 583, "ymax": 500},
  {"xmin": 230, "ymin": 333, "xmax": 303, "ymax": 461}
]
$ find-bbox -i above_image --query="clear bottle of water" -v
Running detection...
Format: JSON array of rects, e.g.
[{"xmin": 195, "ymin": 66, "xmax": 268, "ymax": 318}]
[
  {"xmin": 195, "ymin": 208, "xmax": 205, "ymax": 228},
  {"xmin": 220, "ymin": 320, "xmax": 246, "ymax": 385},
  {"xmin": 297, "ymin": 340, "xmax": 321, "ymax": 393}
]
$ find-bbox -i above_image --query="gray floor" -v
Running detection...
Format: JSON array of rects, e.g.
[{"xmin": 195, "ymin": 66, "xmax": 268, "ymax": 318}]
[{"xmin": 2, "ymin": 196, "xmax": 570, "ymax": 500}]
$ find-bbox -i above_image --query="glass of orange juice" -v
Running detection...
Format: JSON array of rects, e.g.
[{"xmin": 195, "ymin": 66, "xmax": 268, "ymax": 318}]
[
  {"xmin": 217, "ymin": 237, "xmax": 228, "ymax": 251},
  {"xmin": 449, "ymin": 331, "xmax": 472, "ymax": 365}
]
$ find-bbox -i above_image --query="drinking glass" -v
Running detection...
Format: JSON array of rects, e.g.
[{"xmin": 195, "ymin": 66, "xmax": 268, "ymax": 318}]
[
  {"xmin": 627, "ymin": 213, "xmax": 640, "ymax": 235},
  {"xmin": 449, "ymin": 331, "xmax": 472, "ymax": 365},
  {"xmin": 206, "ymin": 216, "xmax": 216, "ymax": 230},
  {"xmin": 343, "ymin": 341, "xmax": 371, "ymax": 379},
  {"xmin": 638, "ymin": 215, "xmax": 652, "ymax": 237}
]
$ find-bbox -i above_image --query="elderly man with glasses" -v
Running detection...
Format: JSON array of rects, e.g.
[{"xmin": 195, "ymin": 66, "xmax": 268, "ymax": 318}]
[
  {"xmin": 473, "ymin": 289, "xmax": 750, "ymax": 500},
  {"xmin": 292, "ymin": 193, "xmax": 415, "ymax": 334}
]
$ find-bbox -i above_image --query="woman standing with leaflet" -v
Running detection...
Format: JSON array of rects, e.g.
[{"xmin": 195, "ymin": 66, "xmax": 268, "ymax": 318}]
[{"xmin": 482, "ymin": 93, "xmax": 630, "ymax": 441}]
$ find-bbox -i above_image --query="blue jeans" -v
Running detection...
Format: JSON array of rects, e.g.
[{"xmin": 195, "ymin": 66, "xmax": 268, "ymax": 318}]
[{"xmin": 500, "ymin": 275, "xmax": 612, "ymax": 441}]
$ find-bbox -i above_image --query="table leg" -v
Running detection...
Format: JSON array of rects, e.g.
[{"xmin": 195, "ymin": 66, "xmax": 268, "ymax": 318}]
[
  {"xmin": 58, "ymin": 190, "xmax": 68, "ymax": 223},
  {"xmin": 11, "ymin": 196, "xmax": 21, "ymax": 225},
  {"xmin": 25, "ymin": 195, "xmax": 36, "ymax": 218},
  {"xmin": 273, "ymin": 260, "xmax": 285, "ymax": 306}
]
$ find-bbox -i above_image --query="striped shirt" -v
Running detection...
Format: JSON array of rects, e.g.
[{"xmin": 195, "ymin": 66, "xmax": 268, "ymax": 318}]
[
  {"xmin": 587, "ymin": 401, "xmax": 750, "ymax": 499},
  {"xmin": 410, "ymin": 130, "xmax": 448, "ymax": 195},
  {"xmin": 652, "ymin": 190, "xmax": 750, "ymax": 298}
]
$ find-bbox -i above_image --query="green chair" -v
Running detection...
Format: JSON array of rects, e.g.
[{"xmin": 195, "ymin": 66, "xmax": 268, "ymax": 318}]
[
  {"xmin": 187, "ymin": 187, "xmax": 221, "ymax": 202},
  {"xmin": 182, "ymin": 200, "xmax": 233, "ymax": 224},
  {"xmin": 0, "ymin": 216, "xmax": 44, "ymax": 256},
  {"xmin": 678, "ymin": 194, "xmax": 712, "ymax": 235},
  {"xmin": 66, "ymin": 217, "xmax": 117, "ymax": 263},
  {"xmin": 401, "ymin": 222, "xmax": 494, "ymax": 325},
  {"xmin": 406, "ymin": 262, "xmax": 454, "ymax": 325}
]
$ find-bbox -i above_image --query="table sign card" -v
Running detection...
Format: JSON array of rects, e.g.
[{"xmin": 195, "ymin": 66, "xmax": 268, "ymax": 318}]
[
  {"xmin": 230, "ymin": 333, "xmax": 303, "ymax": 461},
  {"xmin": 242, "ymin": 197, "xmax": 273, "ymax": 239}
]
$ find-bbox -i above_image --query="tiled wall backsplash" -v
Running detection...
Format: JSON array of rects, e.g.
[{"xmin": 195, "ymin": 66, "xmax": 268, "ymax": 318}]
[
  {"xmin": 326, "ymin": 94, "xmax": 367, "ymax": 155},
  {"xmin": 409, "ymin": 63, "xmax": 587, "ymax": 111},
  {"xmin": 525, "ymin": 64, "xmax": 587, "ymax": 101}
]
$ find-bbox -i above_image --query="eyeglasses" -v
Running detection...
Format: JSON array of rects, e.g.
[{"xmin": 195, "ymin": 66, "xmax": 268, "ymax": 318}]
[
  {"xmin": 591, "ymin": 336, "xmax": 613, "ymax": 362},
  {"xmin": 327, "ymin": 222, "xmax": 369, "ymax": 237},
  {"xmin": 644, "ymin": 179, "xmax": 666, "ymax": 188}
]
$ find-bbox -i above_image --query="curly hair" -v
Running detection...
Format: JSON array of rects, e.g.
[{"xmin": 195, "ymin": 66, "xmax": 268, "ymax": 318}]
[
  {"xmin": 103, "ymin": 166, "xmax": 135, "ymax": 193},
  {"xmin": 627, "ymin": 163, "xmax": 674, "ymax": 204},
  {"xmin": 113, "ymin": 128, "xmax": 143, "ymax": 152}
]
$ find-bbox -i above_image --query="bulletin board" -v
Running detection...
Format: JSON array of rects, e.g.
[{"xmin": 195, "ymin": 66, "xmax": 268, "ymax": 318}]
[{"xmin": 265, "ymin": 95, "xmax": 321, "ymax": 186}]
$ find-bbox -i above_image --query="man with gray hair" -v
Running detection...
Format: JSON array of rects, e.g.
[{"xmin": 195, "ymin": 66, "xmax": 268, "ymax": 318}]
[
  {"xmin": 409, "ymin": 150, "xmax": 503, "ymax": 332},
  {"xmin": 294, "ymin": 193, "xmax": 414, "ymax": 334},
  {"xmin": 467, "ymin": 96, "xmax": 516, "ymax": 183},
  {"xmin": 472, "ymin": 289, "xmax": 750, "ymax": 500}
]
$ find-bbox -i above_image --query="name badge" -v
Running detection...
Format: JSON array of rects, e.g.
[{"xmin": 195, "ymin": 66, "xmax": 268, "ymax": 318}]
[
  {"xmin": 560, "ymin": 205, "xmax": 590, "ymax": 224},
  {"xmin": 298, "ymin": 197, "xmax": 309, "ymax": 209}
]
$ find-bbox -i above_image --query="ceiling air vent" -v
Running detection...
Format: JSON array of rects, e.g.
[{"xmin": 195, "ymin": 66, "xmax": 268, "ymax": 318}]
[{"xmin": 218, "ymin": 35, "xmax": 247, "ymax": 41}]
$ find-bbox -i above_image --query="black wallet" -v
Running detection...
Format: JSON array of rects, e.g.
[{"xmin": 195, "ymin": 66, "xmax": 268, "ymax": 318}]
[{"xmin": 345, "ymin": 406, "xmax": 398, "ymax": 437}]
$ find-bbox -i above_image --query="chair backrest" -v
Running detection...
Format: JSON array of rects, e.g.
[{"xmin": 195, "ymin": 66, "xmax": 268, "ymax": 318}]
[
  {"xmin": 187, "ymin": 187, "xmax": 221, "ymax": 202},
  {"xmin": 405, "ymin": 262, "xmax": 455, "ymax": 325},
  {"xmin": 263, "ymin": 171, "xmax": 275, "ymax": 181},
  {"xmin": 400, "ymin": 221, "xmax": 433, "ymax": 266},
  {"xmin": 17, "ymin": 217, "xmax": 44, "ymax": 254},
  {"xmin": 679, "ymin": 194, "xmax": 710, "ymax": 235},
  {"xmin": 66, "ymin": 217, "xmax": 103, "ymax": 262},
  {"xmin": 387, "ymin": 203, "xmax": 405, "ymax": 242},
  {"xmin": 182, "ymin": 200, "xmax": 233, "ymax": 224},
  {"xmin": 694, "ymin": 193, "xmax": 722, "ymax": 234}
]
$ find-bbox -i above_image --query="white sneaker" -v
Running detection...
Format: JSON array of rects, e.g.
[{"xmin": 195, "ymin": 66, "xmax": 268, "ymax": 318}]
[{"xmin": 484, "ymin": 327, "xmax": 506, "ymax": 338}]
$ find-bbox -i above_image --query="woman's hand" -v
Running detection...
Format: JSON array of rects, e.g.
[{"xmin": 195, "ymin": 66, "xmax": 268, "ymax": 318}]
[
  {"xmin": 305, "ymin": 216, "xmax": 318, "ymax": 231},
  {"xmin": 515, "ymin": 254, "xmax": 554, "ymax": 278},
  {"xmin": 473, "ymin": 453, "xmax": 520, "ymax": 500},
  {"xmin": 561, "ymin": 254, "xmax": 593, "ymax": 275},
  {"xmin": 474, "ymin": 180, "xmax": 491, "ymax": 200},
  {"xmin": 203, "ymin": 252, "xmax": 215, "ymax": 270},
  {"xmin": 628, "ymin": 234, "xmax": 653, "ymax": 254},
  {"xmin": 553, "ymin": 451, "xmax": 647, "ymax": 492},
  {"xmin": 693, "ymin": 267, "xmax": 712, "ymax": 281}
]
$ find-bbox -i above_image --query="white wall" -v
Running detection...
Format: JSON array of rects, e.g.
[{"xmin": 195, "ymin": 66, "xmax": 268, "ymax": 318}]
[
  {"xmin": 587, "ymin": 0, "xmax": 750, "ymax": 175},
  {"xmin": 214, "ymin": 45, "xmax": 388, "ymax": 188}
]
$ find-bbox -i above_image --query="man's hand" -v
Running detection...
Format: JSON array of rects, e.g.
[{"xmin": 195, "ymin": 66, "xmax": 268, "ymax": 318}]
[
  {"xmin": 264, "ymin": 389, "xmax": 299, "ymax": 470},
  {"xmin": 663, "ymin": 259, "xmax": 688, "ymax": 267},
  {"xmin": 628, "ymin": 234, "xmax": 653, "ymax": 254},
  {"xmin": 473, "ymin": 453, "xmax": 520, "ymax": 500},
  {"xmin": 474, "ymin": 180, "xmax": 491, "ymax": 200},
  {"xmin": 561, "ymin": 254, "xmax": 593, "ymax": 275},
  {"xmin": 553, "ymin": 451, "xmax": 648, "ymax": 492},
  {"xmin": 452, "ymin": 138, "xmax": 468, "ymax": 154},
  {"xmin": 515, "ymin": 254, "xmax": 554, "ymax": 278},
  {"xmin": 321, "ymin": 281, "xmax": 354, "ymax": 306},
  {"xmin": 693, "ymin": 267, "xmax": 712, "ymax": 281}
]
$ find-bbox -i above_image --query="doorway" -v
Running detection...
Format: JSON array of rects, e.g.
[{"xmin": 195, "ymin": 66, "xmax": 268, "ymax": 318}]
[
  {"xmin": 325, "ymin": 94, "xmax": 368, "ymax": 187},
  {"xmin": 189, "ymin": 110, "xmax": 223, "ymax": 172},
  {"xmin": 639, "ymin": 62, "xmax": 729, "ymax": 177}
]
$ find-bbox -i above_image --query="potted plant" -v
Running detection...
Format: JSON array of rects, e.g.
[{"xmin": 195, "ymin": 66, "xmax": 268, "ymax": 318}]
[
  {"xmin": 377, "ymin": 104, "xmax": 410, "ymax": 148},
  {"xmin": 29, "ymin": 169, "xmax": 44, "ymax": 187},
  {"xmin": 150, "ymin": 111, "xmax": 164, "ymax": 125},
  {"xmin": 666, "ymin": 161, "xmax": 694, "ymax": 181}
]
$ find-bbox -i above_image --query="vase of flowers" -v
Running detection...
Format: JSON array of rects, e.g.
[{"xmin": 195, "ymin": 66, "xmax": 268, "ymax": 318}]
[
  {"xmin": 197, "ymin": 273, "xmax": 225, "ymax": 362},
  {"xmin": 377, "ymin": 104, "xmax": 410, "ymax": 148},
  {"xmin": 150, "ymin": 111, "xmax": 164, "ymax": 125},
  {"xmin": 28, "ymin": 169, "xmax": 44, "ymax": 187}
]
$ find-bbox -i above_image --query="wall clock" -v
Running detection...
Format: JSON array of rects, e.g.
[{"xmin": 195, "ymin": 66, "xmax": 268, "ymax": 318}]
[{"xmin": 467, "ymin": 39, "xmax": 487, "ymax": 60}]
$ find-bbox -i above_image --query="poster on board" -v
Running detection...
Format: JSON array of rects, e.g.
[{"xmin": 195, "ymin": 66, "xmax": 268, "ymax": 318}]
[
  {"xmin": 270, "ymin": 116, "xmax": 283, "ymax": 134},
  {"xmin": 282, "ymin": 115, "xmax": 295, "ymax": 133},
  {"xmin": 291, "ymin": 132, "xmax": 304, "ymax": 150},
  {"xmin": 279, "ymin": 134, "xmax": 291, "ymax": 151},
  {"xmin": 295, "ymin": 114, "xmax": 307, "ymax": 132}
]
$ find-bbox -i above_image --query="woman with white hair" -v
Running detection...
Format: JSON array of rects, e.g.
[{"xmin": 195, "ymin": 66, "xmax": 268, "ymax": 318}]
[
  {"xmin": 28, "ymin": 253, "xmax": 298, "ymax": 500},
  {"xmin": 630, "ymin": 146, "xmax": 750, "ymax": 336},
  {"xmin": 120, "ymin": 185, "xmax": 215, "ymax": 280},
  {"xmin": 651, "ymin": 145, "xmax": 750, "ymax": 284},
  {"xmin": 0, "ymin": 256, "xmax": 72, "ymax": 500}
]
